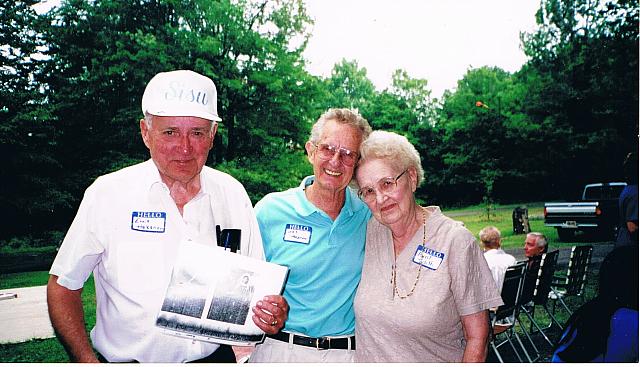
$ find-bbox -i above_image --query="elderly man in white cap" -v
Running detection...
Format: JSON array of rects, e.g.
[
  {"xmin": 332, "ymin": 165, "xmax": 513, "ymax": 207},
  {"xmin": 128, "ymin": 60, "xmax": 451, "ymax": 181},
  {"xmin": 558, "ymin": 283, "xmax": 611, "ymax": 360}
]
[{"xmin": 47, "ymin": 70, "xmax": 288, "ymax": 363}]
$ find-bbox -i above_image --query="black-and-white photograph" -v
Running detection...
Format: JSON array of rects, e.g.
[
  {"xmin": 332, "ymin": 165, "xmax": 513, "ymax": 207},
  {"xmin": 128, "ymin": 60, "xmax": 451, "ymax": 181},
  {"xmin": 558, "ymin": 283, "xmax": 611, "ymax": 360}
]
[
  {"xmin": 207, "ymin": 269, "xmax": 255, "ymax": 325},
  {"xmin": 155, "ymin": 241, "xmax": 288, "ymax": 346},
  {"xmin": 159, "ymin": 267, "xmax": 208, "ymax": 318}
]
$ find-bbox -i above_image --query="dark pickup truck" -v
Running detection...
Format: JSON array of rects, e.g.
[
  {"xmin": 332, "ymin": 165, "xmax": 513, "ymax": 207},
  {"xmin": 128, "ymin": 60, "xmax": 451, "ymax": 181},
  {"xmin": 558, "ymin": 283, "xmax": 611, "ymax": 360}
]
[{"xmin": 544, "ymin": 182, "xmax": 627, "ymax": 241}]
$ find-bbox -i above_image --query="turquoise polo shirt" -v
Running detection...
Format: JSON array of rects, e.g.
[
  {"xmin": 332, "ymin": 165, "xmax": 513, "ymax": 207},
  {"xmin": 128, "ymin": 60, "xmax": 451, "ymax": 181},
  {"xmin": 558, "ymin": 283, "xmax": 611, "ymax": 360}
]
[{"xmin": 254, "ymin": 176, "xmax": 371, "ymax": 337}]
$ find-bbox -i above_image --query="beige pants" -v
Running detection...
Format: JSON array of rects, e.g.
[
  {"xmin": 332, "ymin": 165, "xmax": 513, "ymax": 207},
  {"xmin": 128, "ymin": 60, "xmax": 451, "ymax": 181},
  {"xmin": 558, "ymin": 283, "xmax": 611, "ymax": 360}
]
[{"xmin": 249, "ymin": 335, "xmax": 355, "ymax": 363}]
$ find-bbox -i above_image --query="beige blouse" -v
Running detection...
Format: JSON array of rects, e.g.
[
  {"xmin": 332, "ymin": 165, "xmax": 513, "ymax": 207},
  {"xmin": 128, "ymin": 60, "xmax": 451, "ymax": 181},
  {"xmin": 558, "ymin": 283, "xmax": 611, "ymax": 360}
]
[{"xmin": 354, "ymin": 206, "xmax": 503, "ymax": 362}]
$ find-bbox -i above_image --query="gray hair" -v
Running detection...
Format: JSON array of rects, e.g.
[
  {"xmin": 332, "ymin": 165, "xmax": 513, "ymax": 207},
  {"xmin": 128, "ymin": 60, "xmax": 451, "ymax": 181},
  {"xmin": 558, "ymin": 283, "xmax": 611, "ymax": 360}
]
[
  {"xmin": 528, "ymin": 232, "xmax": 548, "ymax": 252},
  {"xmin": 356, "ymin": 130, "xmax": 425, "ymax": 187},
  {"xmin": 144, "ymin": 113, "xmax": 154, "ymax": 129},
  {"xmin": 309, "ymin": 108, "xmax": 372, "ymax": 143},
  {"xmin": 479, "ymin": 226, "xmax": 501, "ymax": 248},
  {"xmin": 143, "ymin": 112, "xmax": 216, "ymax": 133}
]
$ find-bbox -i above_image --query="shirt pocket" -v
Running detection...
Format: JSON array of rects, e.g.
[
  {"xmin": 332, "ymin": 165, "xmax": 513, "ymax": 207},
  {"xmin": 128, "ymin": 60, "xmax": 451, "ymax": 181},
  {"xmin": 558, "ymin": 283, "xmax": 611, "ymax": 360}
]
[{"xmin": 115, "ymin": 241, "xmax": 168, "ymax": 295}]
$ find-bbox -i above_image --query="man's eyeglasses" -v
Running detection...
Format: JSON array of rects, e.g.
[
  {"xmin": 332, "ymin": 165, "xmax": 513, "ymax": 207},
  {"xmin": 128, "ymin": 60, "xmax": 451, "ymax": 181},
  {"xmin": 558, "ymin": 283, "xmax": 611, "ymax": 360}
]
[
  {"xmin": 357, "ymin": 170, "xmax": 408, "ymax": 202},
  {"xmin": 312, "ymin": 142, "xmax": 359, "ymax": 166}
]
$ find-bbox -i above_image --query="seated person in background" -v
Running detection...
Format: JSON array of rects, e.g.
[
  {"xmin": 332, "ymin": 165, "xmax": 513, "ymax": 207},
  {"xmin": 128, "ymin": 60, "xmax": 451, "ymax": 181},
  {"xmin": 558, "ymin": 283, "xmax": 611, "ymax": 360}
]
[
  {"xmin": 521, "ymin": 232, "xmax": 548, "ymax": 305},
  {"xmin": 479, "ymin": 226, "xmax": 517, "ymax": 292},
  {"xmin": 552, "ymin": 245, "xmax": 639, "ymax": 362},
  {"xmin": 524, "ymin": 232, "xmax": 548, "ymax": 262}
]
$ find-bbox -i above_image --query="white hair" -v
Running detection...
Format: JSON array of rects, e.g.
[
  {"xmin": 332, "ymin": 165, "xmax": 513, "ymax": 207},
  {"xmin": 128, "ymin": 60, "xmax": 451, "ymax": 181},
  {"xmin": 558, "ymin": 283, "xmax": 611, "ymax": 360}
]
[
  {"xmin": 356, "ymin": 130, "xmax": 425, "ymax": 187},
  {"xmin": 309, "ymin": 108, "xmax": 372, "ymax": 143}
]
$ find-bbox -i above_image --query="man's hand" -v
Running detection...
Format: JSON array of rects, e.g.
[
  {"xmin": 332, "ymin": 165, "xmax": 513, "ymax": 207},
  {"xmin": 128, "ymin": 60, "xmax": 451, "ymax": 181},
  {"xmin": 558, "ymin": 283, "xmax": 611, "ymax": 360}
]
[{"xmin": 252, "ymin": 295, "xmax": 288, "ymax": 334}]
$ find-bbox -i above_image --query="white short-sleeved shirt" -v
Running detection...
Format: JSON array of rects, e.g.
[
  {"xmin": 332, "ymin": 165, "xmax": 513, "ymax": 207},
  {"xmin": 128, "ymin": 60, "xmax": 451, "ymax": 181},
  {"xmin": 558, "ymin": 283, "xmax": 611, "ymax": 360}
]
[
  {"xmin": 484, "ymin": 248, "xmax": 517, "ymax": 292},
  {"xmin": 354, "ymin": 206, "xmax": 503, "ymax": 362},
  {"xmin": 49, "ymin": 160, "xmax": 264, "ymax": 363}
]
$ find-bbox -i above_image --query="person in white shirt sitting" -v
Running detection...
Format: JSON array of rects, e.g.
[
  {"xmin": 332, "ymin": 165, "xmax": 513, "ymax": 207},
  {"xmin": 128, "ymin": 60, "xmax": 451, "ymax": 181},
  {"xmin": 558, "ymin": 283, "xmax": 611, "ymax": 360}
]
[
  {"xmin": 479, "ymin": 226, "xmax": 517, "ymax": 292},
  {"xmin": 480, "ymin": 226, "xmax": 518, "ymax": 327}
]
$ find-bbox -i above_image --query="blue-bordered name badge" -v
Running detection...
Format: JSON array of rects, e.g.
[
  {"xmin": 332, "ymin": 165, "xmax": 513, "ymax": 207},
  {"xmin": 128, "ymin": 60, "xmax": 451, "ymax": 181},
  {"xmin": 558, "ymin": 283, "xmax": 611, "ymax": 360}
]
[
  {"xmin": 283, "ymin": 224, "xmax": 312, "ymax": 244},
  {"xmin": 131, "ymin": 211, "xmax": 166, "ymax": 233},
  {"xmin": 412, "ymin": 245, "xmax": 445, "ymax": 270}
]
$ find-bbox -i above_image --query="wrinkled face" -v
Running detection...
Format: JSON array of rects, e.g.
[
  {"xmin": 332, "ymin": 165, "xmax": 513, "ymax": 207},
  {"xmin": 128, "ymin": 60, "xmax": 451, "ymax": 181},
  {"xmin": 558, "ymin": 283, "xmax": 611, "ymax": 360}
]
[
  {"xmin": 140, "ymin": 115, "xmax": 216, "ymax": 186},
  {"xmin": 524, "ymin": 235, "xmax": 543, "ymax": 258},
  {"xmin": 355, "ymin": 158, "xmax": 418, "ymax": 227},
  {"xmin": 305, "ymin": 119, "xmax": 362, "ymax": 194}
]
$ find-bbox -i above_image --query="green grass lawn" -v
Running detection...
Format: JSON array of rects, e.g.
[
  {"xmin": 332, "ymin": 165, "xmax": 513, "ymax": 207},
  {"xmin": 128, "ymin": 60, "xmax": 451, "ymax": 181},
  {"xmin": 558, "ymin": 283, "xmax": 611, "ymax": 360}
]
[
  {"xmin": 0, "ymin": 202, "xmax": 605, "ymax": 362},
  {"xmin": 0, "ymin": 270, "xmax": 51, "ymax": 289},
  {"xmin": 443, "ymin": 202, "xmax": 609, "ymax": 252}
]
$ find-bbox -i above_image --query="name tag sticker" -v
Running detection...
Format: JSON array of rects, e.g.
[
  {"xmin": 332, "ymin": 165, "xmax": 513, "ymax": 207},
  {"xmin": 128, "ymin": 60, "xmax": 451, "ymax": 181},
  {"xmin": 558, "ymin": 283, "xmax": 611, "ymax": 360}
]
[
  {"xmin": 131, "ymin": 211, "xmax": 166, "ymax": 233},
  {"xmin": 412, "ymin": 245, "xmax": 444, "ymax": 270},
  {"xmin": 283, "ymin": 224, "xmax": 312, "ymax": 244}
]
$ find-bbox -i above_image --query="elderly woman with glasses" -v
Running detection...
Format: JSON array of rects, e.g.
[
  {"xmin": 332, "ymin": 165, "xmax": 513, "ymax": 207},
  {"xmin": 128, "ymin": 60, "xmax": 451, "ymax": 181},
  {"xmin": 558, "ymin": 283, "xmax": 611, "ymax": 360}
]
[{"xmin": 353, "ymin": 130, "xmax": 502, "ymax": 363}]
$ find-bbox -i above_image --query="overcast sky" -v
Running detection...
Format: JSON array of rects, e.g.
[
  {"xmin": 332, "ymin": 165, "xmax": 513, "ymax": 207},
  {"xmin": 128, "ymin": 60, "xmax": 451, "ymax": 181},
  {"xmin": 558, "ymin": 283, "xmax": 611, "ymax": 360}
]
[
  {"xmin": 34, "ymin": 0, "xmax": 541, "ymax": 99},
  {"xmin": 302, "ymin": 0, "xmax": 540, "ymax": 98}
]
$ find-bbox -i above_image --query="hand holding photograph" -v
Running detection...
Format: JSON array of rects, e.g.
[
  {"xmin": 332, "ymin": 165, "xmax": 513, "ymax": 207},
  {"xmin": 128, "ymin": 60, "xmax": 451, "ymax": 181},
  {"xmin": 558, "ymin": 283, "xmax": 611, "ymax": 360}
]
[{"xmin": 156, "ymin": 240, "xmax": 288, "ymax": 346}]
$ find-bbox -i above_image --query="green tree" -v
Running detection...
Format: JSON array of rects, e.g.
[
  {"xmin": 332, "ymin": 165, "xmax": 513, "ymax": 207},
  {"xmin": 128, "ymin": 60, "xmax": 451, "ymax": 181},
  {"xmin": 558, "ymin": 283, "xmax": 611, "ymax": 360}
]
[
  {"xmin": 437, "ymin": 66, "xmax": 540, "ymax": 205},
  {"xmin": 1, "ymin": 0, "xmax": 320, "ymax": 243},
  {"xmin": 363, "ymin": 69, "xmax": 442, "ymax": 204},
  {"xmin": 366, "ymin": 69, "xmax": 436, "ymax": 130},
  {"xmin": 388, "ymin": 69, "xmax": 437, "ymax": 126},
  {"xmin": 0, "ymin": 1, "xmax": 65, "ymax": 239},
  {"xmin": 520, "ymin": 0, "xmax": 639, "ymax": 197},
  {"xmin": 321, "ymin": 59, "xmax": 376, "ymax": 114}
]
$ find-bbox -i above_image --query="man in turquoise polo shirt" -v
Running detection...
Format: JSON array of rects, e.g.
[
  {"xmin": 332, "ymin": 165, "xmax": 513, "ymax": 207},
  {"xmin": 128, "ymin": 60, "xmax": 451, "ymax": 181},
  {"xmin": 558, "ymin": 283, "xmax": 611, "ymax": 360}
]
[{"xmin": 249, "ymin": 108, "xmax": 372, "ymax": 362}]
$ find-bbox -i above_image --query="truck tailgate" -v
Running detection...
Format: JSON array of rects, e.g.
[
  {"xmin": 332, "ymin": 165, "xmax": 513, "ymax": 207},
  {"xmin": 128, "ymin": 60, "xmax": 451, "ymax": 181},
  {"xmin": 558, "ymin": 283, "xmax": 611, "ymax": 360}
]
[{"xmin": 544, "ymin": 202, "xmax": 599, "ymax": 228}]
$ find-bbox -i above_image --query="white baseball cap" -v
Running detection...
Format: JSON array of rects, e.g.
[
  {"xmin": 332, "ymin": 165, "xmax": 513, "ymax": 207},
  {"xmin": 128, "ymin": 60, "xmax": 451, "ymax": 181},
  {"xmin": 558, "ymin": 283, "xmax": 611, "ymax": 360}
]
[{"xmin": 141, "ymin": 70, "xmax": 222, "ymax": 122}]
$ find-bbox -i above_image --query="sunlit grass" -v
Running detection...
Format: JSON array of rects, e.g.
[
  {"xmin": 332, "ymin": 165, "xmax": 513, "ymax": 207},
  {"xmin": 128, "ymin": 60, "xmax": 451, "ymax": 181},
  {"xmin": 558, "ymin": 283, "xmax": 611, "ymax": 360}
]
[
  {"xmin": 442, "ymin": 203, "xmax": 606, "ymax": 253},
  {"xmin": 0, "ymin": 271, "xmax": 51, "ymax": 289}
]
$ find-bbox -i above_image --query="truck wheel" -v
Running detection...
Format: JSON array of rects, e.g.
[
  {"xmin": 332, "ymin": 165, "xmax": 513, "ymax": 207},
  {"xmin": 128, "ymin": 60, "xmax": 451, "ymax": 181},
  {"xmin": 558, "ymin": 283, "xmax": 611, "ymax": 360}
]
[{"xmin": 557, "ymin": 228, "xmax": 575, "ymax": 242}]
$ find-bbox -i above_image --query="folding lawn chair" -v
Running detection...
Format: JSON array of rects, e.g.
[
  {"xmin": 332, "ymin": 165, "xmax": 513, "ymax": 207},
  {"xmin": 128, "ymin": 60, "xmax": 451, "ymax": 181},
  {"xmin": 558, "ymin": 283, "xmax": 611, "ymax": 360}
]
[
  {"xmin": 490, "ymin": 262, "xmax": 532, "ymax": 363},
  {"xmin": 549, "ymin": 245, "xmax": 593, "ymax": 315},
  {"xmin": 519, "ymin": 250, "xmax": 562, "ymax": 348}
]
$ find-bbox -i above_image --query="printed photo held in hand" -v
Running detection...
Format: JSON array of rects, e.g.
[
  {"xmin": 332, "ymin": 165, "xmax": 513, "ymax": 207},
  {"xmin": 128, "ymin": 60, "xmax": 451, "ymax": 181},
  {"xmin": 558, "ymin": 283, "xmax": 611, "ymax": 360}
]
[{"xmin": 156, "ymin": 241, "xmax": 289, "ymax": 346}]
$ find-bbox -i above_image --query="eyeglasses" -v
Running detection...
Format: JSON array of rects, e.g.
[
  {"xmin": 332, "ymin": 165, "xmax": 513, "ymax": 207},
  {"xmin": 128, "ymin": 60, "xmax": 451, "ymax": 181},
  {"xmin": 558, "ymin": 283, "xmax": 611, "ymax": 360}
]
[
  {"xmin": 312, "ymin": 142, "xmax": 359, "ymax": 166},
  {"xmin": 357, "ymin": 170, "xmax": 408, "ymax": 202}
]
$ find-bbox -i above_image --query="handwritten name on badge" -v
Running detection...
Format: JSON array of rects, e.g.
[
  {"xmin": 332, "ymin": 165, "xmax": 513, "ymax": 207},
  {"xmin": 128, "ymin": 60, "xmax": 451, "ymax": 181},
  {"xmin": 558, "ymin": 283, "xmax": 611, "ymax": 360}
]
[
  {"xmin": 283, "ymin": 224, "xmax": 312, "ymax": 244},
  {"xmin": 412, "ymin": 245, "xmax": 445, "ymax": 270},
  {"xmin": 131, "ymin": 211, "xmax": 166, "ymax": 233}
]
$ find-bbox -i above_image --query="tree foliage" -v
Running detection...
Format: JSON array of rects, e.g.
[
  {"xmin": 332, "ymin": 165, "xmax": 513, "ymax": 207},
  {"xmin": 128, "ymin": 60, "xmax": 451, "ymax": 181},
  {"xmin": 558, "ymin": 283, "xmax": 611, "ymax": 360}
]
[
  {"xmin": 2, "ymin": 0, "xmax": 318, "ymax": 239},
  {"xmin": 519, "ymin": 0, "xmax": 639, "ymax": 197},
  {"xmin": 320, "ymin": 59, "xmax": 376, "ymax": 115},
  {"xmin": 0, "ymin": 1, "xmax": 63, "ymax": 239},
  {"xmin": 0, "ymin": 0, "xmax": 637, "ymax": 245}
]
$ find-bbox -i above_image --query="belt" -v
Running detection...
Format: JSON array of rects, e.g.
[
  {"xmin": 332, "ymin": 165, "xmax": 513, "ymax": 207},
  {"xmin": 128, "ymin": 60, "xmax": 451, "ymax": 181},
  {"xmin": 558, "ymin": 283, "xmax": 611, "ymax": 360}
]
[{"xmin": 267, "ymin": 331, "xmax": 356, "ymax": 350}]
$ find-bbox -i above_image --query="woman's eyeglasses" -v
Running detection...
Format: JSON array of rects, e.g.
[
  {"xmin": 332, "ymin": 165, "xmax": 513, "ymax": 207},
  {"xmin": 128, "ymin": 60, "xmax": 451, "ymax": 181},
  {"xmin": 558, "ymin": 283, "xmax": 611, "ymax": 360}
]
[{"xmin": 357, "ymin": 170, "xmax": 408, "ymax": 202}]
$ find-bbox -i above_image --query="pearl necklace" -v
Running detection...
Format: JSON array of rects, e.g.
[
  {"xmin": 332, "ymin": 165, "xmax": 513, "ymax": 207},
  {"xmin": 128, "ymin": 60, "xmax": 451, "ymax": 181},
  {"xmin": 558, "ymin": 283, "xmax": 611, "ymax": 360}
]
[{"xmin": 392, "ymin": 208, "xmax": 426, "ymax": 299}]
